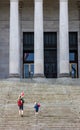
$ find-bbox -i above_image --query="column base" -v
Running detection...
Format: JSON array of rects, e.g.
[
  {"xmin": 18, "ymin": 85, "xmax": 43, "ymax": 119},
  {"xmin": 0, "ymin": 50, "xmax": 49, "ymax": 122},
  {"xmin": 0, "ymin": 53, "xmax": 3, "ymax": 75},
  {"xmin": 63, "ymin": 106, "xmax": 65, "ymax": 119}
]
[
  {"xmin": 58, "ymin": 73, "xmax": 70, "ymax": 78},
  {"xmin": 33, "ymin": 73, "xmax": 45, "ymax": 78},
  {"xmin": 9, "ymin": 73, "xmax": 20, "ymax": 78}
]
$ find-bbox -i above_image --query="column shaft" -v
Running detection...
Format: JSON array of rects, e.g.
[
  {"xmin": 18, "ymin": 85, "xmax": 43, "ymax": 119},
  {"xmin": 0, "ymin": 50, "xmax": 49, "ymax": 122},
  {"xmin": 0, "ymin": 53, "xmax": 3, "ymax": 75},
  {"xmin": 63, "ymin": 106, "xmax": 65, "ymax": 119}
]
[
  {"xmin": 34, "ymin": 0, "xmax": 44, "ymax": 77},
  {"xmin": 58, "ymin": 0, "xmax": 69, "ymax": 77},
  {"xmin": 9, "ymin": 0, "xmax": 20, "ymax": 77}
]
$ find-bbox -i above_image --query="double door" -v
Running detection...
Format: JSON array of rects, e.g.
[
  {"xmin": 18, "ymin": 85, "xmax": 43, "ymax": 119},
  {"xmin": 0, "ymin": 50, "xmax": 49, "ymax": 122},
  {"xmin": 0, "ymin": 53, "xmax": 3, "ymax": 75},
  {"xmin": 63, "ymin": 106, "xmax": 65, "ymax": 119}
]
[
  {"xmin": 70, "ymin": 63, "xmax": 77, "ymax": 78},
  {"xmin": 24, "ymin": 64, "xmax": 34, "ymax": 78},
  {"xmin": 44, "ymin": 63, "xmax": 57, "ymax": 78},
  {"xmin": 69, "ymin": 50, "xmax": 78, "ymax": 78}
]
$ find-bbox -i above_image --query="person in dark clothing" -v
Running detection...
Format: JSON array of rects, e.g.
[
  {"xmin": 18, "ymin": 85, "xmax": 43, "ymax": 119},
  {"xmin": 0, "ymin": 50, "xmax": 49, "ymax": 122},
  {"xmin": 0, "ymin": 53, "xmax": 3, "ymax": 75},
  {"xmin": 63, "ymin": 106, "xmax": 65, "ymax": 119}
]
[{"xmin": 34, "ymin": 102, "xmax": 40, "ymax": 114}]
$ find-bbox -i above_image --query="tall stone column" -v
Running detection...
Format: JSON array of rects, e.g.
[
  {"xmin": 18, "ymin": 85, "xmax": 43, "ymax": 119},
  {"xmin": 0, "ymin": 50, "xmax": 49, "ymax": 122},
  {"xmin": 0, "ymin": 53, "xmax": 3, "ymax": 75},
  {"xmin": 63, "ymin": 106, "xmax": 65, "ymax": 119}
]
[
  {"xmin": 9, "ymin": 0, "xmax": 20, "ymax": 77},
  {"xmin": 58, "ymin": 0, "xmax": 69, "ymax": 77},
  {"xmin": 34, "ymin": 0, "xmax": 44, "ymax": 77}
]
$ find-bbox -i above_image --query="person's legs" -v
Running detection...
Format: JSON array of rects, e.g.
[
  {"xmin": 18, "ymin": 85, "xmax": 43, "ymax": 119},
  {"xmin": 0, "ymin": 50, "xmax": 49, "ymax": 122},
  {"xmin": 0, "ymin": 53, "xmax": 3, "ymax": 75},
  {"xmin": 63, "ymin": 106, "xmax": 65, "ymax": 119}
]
[
  {"xmin": 21, "ymin": 110, "xmax": 23, "ymax": 116},
  {"xmin": 21, "ymin": 105, "xmax": 24, "ymax": 116},
  {"xmin": 19, "ymin": 106, "xmax": 21, "ymax": 115},
  {"xmin": 35, "ymin": 109, "xmax": 39, "ymax": 115},
  {"xmin": 19, "ymin": 110, "xmax": 21, "ymax": 115}
]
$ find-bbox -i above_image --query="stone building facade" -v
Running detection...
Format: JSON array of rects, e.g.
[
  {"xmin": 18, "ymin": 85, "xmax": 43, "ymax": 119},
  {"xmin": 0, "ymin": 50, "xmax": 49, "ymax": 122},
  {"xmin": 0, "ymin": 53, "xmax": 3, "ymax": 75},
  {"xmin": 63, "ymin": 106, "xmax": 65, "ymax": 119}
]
[{"xmin": 0, "ymin": 0, "xmax": 80, "ymax": 78}]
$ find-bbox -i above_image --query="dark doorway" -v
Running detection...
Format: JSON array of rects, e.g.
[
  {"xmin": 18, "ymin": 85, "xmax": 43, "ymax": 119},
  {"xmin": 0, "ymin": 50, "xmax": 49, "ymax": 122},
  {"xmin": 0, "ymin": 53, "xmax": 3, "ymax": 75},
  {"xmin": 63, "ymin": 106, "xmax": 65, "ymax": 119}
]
[
  {"xmin": 69, "ymin": 32, "xmax": 78, "ymax": 78},
  {"xmin": 44, "ymin": 32, "xmax": 57, "ymax": 78},
  {"xmin": 23, "ymin": 32, "xmax": 34, "ymax": 78}
]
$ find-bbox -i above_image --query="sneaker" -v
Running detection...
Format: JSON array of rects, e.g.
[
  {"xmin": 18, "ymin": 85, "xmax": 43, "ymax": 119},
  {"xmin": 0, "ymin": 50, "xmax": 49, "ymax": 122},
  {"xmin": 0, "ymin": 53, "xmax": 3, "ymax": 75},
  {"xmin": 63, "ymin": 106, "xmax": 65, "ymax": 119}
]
[{"xmin": 21, "ymin": 115, "xmax": 23, "ymax": 117}]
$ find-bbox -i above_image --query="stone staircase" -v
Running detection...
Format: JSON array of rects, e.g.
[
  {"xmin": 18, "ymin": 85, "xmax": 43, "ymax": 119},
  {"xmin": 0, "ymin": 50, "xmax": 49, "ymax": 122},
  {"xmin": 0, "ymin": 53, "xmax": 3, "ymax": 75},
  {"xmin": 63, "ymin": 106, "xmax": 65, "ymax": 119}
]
[{"xmin": 0, "ymin": 78, "xmax": 80, "ymax": 130}]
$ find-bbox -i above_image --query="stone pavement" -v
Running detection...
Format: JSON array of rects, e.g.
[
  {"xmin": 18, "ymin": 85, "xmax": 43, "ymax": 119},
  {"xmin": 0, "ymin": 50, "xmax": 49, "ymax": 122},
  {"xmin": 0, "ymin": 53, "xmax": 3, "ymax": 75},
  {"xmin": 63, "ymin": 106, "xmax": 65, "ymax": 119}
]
[{"xmin": 0, "ymin": 78, "xmax": 80, "ymax": 130}]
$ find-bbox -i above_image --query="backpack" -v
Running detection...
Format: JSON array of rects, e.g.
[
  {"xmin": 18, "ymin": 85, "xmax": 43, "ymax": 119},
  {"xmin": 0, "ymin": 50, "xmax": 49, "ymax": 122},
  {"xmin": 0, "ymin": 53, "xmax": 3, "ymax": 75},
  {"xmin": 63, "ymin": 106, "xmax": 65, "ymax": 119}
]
[
  {"xmin": 38, "ymin": 103, "xmax": 40, "ymax": 107},
  {"xmin": 17, "ymin": 99, "xmax": 22, "ymax": 106}
]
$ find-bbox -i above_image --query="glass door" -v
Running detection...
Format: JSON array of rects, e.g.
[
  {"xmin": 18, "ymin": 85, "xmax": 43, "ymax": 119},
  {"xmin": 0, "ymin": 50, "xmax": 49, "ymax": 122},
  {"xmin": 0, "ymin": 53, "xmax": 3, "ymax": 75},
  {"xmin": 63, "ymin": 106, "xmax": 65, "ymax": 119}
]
[
  {"xmin": 70, "ymin": 63, "xmax": 77, "ymax": 78},
  {"xmin": 24, "ymin": 64, "xmax": 34, "ymax": 78},
  {"xmin": 69, "ymin": 51, "xmax": 78, "ymax": 78}
]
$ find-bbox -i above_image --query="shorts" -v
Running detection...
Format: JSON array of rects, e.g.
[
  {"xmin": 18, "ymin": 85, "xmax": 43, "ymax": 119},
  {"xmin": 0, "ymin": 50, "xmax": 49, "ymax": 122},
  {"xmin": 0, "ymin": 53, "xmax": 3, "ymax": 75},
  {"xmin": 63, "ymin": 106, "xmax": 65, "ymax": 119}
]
[{"xmin": 19, "ymin": 105, "xmax": 23, "ymax": 110}]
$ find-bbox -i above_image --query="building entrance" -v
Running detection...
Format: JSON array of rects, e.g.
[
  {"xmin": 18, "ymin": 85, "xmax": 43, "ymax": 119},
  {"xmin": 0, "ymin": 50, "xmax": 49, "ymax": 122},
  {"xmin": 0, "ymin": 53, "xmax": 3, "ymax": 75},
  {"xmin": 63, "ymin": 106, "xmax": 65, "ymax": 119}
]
[
  {"xmin": 44, "ymin": 32, "xmax": 57, "ymax": 78},
  {"xmin": 24, "ymin": 63, "xmax": 34, "ymax": 78},
  {"xmin": 23, "ymin": 32, "xmax": 34, "ymax": 78},
  {"xmin": 23, "ymin": 51, "xmax": 34, "ymax": 78},
  {"xmin": 44, "ymin": 50, "xmax": 57, "ymax": 78},
  {"xmin": 69, "ymin": 32, "xmax": 78, "ymax": 78},
  {"xmin": 23, "ymin": 32, "xmax": 57, "ymax": 78},
  {"xmin": 69, "ymin": 51, "xmax": 78, "ymax": 78},
  {"xmin": 70, "ymin": 63, "xmax": 77, "ymax": 78}
]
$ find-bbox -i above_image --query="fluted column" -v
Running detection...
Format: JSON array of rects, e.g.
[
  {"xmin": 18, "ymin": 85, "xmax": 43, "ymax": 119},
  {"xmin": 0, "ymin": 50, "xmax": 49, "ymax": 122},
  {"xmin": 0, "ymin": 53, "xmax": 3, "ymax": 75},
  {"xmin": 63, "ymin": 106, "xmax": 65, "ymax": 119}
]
[
  {"xmin": 58, "ymin": 0, "xmax": 69, "ymax": 77},
  {"xmin": 34, "ymin": 0, "xmax": 44, "ymax": 77},
  {"xmin": 9, "ymin": 0, "xmax": 20, "ymax": 77}
]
